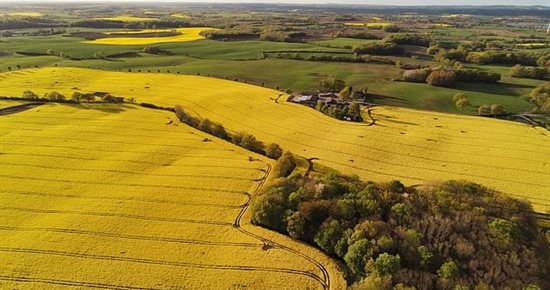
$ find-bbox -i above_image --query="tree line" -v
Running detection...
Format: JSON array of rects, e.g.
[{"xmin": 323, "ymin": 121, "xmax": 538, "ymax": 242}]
[
  {"xmin": 431, "ymin": 44, "xmax": 548, "ymax": 67},
  {"xmin": 11, "ymin": 90, "xmax": 127, "ymax": 104},
  {"xmin": 510, "ymin": 65, "xmax": 549, "ymax": 81},
  {"xmin": 174, "ymin": 105, "xmax": 283, "ymax": 159},
  {"xmin": 397, "ymin": 68, "xmax": 501, "ymax": 87}
]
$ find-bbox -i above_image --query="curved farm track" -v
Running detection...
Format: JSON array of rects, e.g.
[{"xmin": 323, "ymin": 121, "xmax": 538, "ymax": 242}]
[{"xmin": 235, "ymin": 161, "xmax": 335, "ymax": 290}]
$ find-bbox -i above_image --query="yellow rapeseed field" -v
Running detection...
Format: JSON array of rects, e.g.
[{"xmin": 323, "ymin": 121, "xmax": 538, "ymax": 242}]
[
  {"xmin": 0, "ymin": 101, "xmax": 344, "ymax": 289},
  {"xmin": 1, "ymin": 67, "xmax": 548, "ymax": 213},
  {"xmin": 345, "ymin": 22, "xmax": 394, "ymax": 27},
  {"xmin": 516, "ymin": 43, "xmax": 547, "ymax": 48},
  {"xmin": 97, "ymin": 15, "xmax": 158, "ymax": 22},
  {"xmin": 171, "ymin": 13, "xmax": 190, "ymax": 19},
  {"xmin": 105, "ymin": 29, "xmax": 173, "ymax": 35},
  {"xmin": 432, "ymin": 23, "xmax": 453, "ymax": 28},
  {"xmin": 4, "ymin": 12, "xmax": 43, "ymax": 17},
  {"xmin": 0, "ymin": 100, "xmax": 26, "ymax": 109},
  {"xmin": 85, "ymin": 27, "xmax": 217, "ymax": 45}
]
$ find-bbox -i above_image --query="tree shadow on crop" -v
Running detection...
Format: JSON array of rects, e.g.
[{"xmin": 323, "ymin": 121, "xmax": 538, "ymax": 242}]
[{"xmin": 367, "ymin": 93, "xmax": 411, "ymax": 107}]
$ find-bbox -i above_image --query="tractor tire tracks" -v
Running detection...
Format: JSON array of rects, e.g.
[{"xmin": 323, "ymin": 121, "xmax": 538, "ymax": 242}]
[{"xmin": 234, "ymin": 161, "xmax": 332, "ymax": 290}]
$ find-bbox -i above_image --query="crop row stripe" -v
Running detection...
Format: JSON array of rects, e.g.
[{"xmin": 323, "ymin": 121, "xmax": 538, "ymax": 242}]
[
  {"xmin": 0, "ymin": 247, "xmax": 326, "ymax": 287},
  {"xmin": 0, "ymin": 174, "xmax": 249, "ymax": 192},
  {"xmin": 0, "ymin": 190, "xmax": 249, "ymax": 209},
  {"xmin": 0, "ymin": 206, "xmax": 233, "ymax": 226},
  {"xmin": 0, "ymin": 226, "xmax": 261, "ymax": 248}
]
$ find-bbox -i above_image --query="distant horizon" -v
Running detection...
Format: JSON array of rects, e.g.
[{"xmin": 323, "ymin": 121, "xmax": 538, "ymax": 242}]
[{"xmin": 2, "ymin": 1, "xmax": 548, "ymax": 7}]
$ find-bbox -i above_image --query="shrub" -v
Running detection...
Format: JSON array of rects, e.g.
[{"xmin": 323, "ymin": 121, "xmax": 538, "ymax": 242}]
[
  {"xmin": 426, "ymin": 70, "xmax": 455, "ymax": 87},
  {"xmin": 272, "ymin": 152, "xmax": 296, "ymax": 178},
  {"xmin": 529, "ymin": 83, "xmax": 550, "ymax": 113},
  {"xmin": 387, "ymin": 180, "xmax": 405, "ymax": 193},
  {"xmin": 384, "ymin": 33, "xmax": 430, "ymax": 47},
  {"xmin": 437, "ymin": 261, "xmax": 458, "ymax": 279},
  {"xmin": 174, "ymin": 105, "xmax": 200, "ymax": 127},
  {"xmin": 455, "ymin": 98, "xmax": 470, "ymax": 110},
  {"xmin": 102, "ymin": 94, "xmax": 124, "ymax": 103},
  {"xmin": 265, "ymin": 143, "xmax": 283, "ymax": 159},
  {"xmin": 44, "ymin": 91, "xmax": 66, "ymax": 101},
  {"xmin": 488, "ymin": 218, "xmax": 521, "ymax": 243},
  {"xmin": 93, "ymin": 52, "xmax": 105, "ymax": 59},
  {"xmin": 478, "ymin": 104, "xmax": 492, "ymax": 116},
  {"xmin": 71, "ymin": 92, "xmax": 84, "ymax": 102},
  {"xmin": 314, "ymin": 220, "xmax": 345, "ymax": 255},
  {"xmin": 198, "ymin": 118, "xmax": 213, "ymax": 133},
  {"xmin": 510, "ymin": 65, "xmax": 549, "ymax": 80},
  {"xmin": 400, "ymin": 69, "xmax": 430, "ymax": 83},
  {"xmin": 344, "ymin": 238, "xmax": 370, "ymax": 276},
  {"xmin": 240, "ymin": 133, "xmax": 263, "ymax": 153},
  {"xmin": 210, "ymin": 123, "xmax": 228, "ymax": 140},
  {"xmin": 142, "ymin": 46, "xmax": 164, "ymax": 54},
  {"xmin": 251, "ymin": 193, "xmax": 289, "ymax": 232},
  {"xmin": 337, "ymin": 30, "xmax": 381, "ymax": 40},
  {"xmin": 22, "ymin": 90, "xmax": 39, "ymax": 100},
  {"xmin": 490, "ymin": 104, "xmax": 504, "ymax": 115},
  {"xmin": 454, "ymin": 69, "xmax": 501, "ymax": 83},
  {"xmin": 374, "ymin": 253, "xmax": 401, "ymax": 276},
  {"xmin": 452, "ymin": 93, "xmax": 466, "ymax": 103},
  {"xmin": 318, "ymin": 77, "xmax": 346, "ymax": 93},
  {"xmin": 466, "ymin": 51, "xmax": 538, "ymax": 66},
  {"xmin": 352, "ymin": 42, "xmax": 403, "ymax": 56},
  {"xmin": 383, "ymin": 25, "xmax": 400, "ymax": 32}
]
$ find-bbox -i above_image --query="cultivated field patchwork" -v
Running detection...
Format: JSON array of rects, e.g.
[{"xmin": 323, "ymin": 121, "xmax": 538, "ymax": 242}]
[
  {"xmin": 1, "ymin": 67, "xmax": 549, "ymax": 212},
  {"xmin": 0, "ymin": 103, "xmax": 343, "ymax": 289}
]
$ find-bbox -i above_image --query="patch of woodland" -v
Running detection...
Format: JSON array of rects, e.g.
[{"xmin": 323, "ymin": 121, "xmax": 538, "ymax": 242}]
[{"xmin": 251, "ymin": 163, "xmax": 549, "ymax": 289}]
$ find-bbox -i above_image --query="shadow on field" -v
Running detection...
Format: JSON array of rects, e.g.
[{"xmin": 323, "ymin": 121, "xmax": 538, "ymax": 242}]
[
  {"xmin": 367, "ymin": 93, "xmax": 410, "ymax": 106},
  {"xmin": 377, "ymin": 115, "xmax": 419, "ymax": 126},
  {"xmin": 59, "ymin": 103, "xmax": 137, "ymax": 113},
  {"xmin": 454, "ymin": 82, "xmax": 535, "ymax": 97}
]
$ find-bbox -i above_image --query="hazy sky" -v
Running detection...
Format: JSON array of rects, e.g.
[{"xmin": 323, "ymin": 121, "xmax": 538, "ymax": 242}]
[{"xmin": 7, "ymin": 0, "xmax": 549, "ymax": 5}]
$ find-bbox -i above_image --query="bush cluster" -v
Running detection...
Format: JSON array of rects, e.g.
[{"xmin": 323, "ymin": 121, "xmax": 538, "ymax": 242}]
[
  {"xmin": 384, "ymin": 33, "xmax": 430, "ymax": 47},
  {"xmin": 529, "ymin": 83, "xmax": 550, "ymax": 113},
  {"xmin": 510, "ymin": 65, "xmax": 549, "ymax": 80},
  {"xmin": 398, "ymin": 68, "xmax": 500, "ymax": 86},
  {"xmin": 352, "ymin": 42, "xmax": 403, "ymax": 56}
]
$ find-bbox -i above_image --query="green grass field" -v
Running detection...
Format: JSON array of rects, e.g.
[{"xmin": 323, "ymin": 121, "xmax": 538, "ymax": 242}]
[{"xmin": 0, "ymin": 34, "xmax": 542, "ymax": 115}]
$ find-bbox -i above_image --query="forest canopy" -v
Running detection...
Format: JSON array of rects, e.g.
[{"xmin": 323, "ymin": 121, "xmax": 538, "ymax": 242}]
[{"xmin": 252, "ymin": 168, "xmax": 549, "ymax": 289}]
